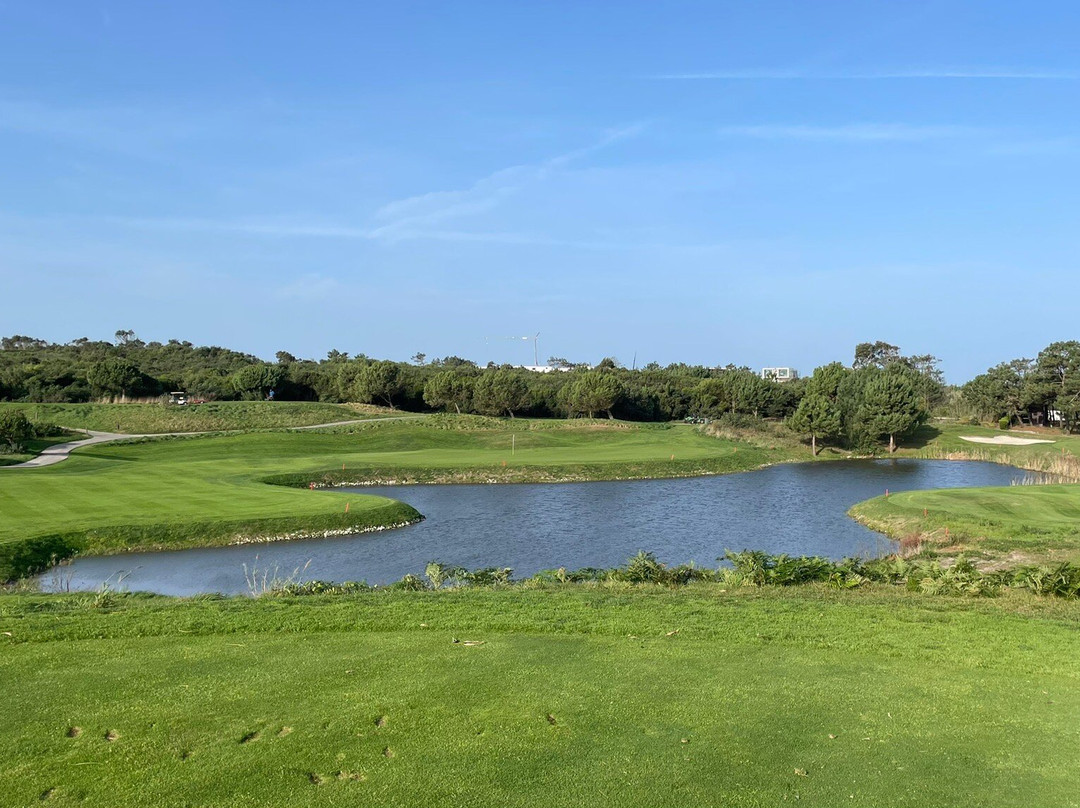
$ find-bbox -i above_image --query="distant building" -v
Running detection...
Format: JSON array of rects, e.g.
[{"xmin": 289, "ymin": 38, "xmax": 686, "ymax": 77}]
[
  {"xmin": 761, "ymin": 367, "xmax": 799, "ymax": 383},
  {"xmin": 518, "ymin": 365, "xmax": 575, "ymax": 373}
]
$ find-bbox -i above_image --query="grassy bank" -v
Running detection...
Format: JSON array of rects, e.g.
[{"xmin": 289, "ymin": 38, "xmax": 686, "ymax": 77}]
[
  {"xmin": 0, "ymin": 417, "xmax": 789, "ymax": 574},
  {"xmin": 851, "ymin": 424, "xmax": 1080, "ymax": 563},
  {"xmin": 851, "ymin": 483, "xmax": 1080, "ymax": 561},
  {"xmin": 1, "ymin": 585, "xmax": 1077, "ymax": 807},
  {"xmin": 0, "ymin": 400, "xmax": 388, "ymax": 434}
]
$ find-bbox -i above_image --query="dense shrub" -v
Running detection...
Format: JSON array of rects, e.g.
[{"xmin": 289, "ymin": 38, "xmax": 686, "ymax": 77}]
[
  {"xmin": 0, "ymin": 409, "xmax": 33, "ymax": 451},
  {"xmin": 0, "ymin": 534, "xmax": 81, "ymax": 581}
]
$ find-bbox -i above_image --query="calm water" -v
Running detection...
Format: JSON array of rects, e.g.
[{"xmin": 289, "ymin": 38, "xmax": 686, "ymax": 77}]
[{"xmin": 43, "ymin": 460, "xmax": 1037, "ymax": 596}]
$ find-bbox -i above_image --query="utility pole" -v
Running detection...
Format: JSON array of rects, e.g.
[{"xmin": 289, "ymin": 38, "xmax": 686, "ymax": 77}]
[{"xmin": 484, "ymin": 332, "xmax": 541, "ymax": 366}]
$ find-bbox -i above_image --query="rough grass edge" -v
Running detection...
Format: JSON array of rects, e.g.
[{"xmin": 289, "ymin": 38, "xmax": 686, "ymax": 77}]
[{"xmin": 0, "ymin": 501, "xmax": 422, "ymax": 581}]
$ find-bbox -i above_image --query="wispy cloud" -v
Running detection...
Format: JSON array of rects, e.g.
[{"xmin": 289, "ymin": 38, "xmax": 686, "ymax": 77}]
[
  {"xmin": 95, "ymin": 124, "xmax": 648, "ymax": 247},
  {"xmin": 100, "ymin": 216, "xmax": 701, "ymax": 251},
  {"xmin": 716, "ymin": 123, "xmax": 980, "ymax": 142},
  {"xmin": 653, "ymin": 68, "xmax": 1080, "ymax": 80},
  {"xmin": 104, "ymin": 216, "xmax": 375, "ymax": 240},
  {"xmin": 368, "ymin": 123, "xmax": 644, "ymax": 242}
]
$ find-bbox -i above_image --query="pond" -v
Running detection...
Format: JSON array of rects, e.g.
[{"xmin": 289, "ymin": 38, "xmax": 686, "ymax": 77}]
[{"xmin": 42, "ymin": 459, "xmax": 1040, "ymax": 596}]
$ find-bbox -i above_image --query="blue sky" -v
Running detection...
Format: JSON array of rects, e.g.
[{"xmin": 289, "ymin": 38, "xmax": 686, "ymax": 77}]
[{"xmin": 1, "ymin": 1, "xmax": 1078, "ymax": 381}]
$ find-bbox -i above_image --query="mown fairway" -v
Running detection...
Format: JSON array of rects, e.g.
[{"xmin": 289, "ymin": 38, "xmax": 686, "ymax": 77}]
[
  {"xmin": 0, "ymin": 417, "xmax": 777, "ymax": 559},
  {"xmin": 2, "ymin": 586, "xmax": 1078, "ymax": 807}
]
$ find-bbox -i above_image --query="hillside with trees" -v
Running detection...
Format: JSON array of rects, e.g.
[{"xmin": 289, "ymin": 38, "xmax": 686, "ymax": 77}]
[{"xmin": 8, "ymin": 331, "xmax": 1078, "ymax": 448}]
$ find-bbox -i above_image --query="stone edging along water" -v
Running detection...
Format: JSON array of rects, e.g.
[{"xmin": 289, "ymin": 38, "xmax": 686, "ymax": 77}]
[
  {"xmin": 224, "ymin": 518, "xmax": 424, "ymax": 547},
  {"xmin": 277, "ymin": 456, "xmax": 787, "ymax": 490}
]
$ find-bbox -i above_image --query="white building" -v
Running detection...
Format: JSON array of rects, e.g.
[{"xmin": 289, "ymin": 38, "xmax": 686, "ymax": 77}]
[
  {"xmin": 761, "ymin": 367, "xmax": 799, "ymax": 383},
  {"xmin": 519, "ymin": 365, "xmax": 575, "ymax": 373}
]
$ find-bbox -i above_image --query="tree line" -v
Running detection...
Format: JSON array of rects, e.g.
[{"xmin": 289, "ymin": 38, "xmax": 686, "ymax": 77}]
[
  {"xmin": 961, "ymin": 341, "xmax": 1080, "ymax": 433},
  {"xmin": 0, "ymin": 331, "xmax": 806, "ymax": 421},
  {"xmin": 5, "ymin": 332, "xmax": 1077, "ymax": 452}
]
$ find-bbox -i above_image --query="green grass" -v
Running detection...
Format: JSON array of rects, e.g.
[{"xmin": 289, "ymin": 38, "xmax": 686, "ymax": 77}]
[
  {"xmin": 851, "ymin": 423, "xmax": 1080, "ymax": 561},
  {"xmin": 2, "ymin": 585, "xmax": 1078, "ymax": 807},
  {"xmin": 0, "ymin": 417, "xmax": 784, "ymax": 573},
  {"xmin": 5, "ymin": 417, "xmax": 1080, "ymax": 805},
  {"xmin": 0, "ymin": 400, "xmax": 383, "ymax": 434}
]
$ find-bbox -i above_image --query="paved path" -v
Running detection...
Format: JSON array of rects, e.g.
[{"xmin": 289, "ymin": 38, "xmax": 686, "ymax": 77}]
[
  {"xmin": 2, "ymin": 431, "xmax": 137, "ymax": 469},
  {"xmin": 0, "ymin": 415, "xmax": 423, "ymax": 470}
]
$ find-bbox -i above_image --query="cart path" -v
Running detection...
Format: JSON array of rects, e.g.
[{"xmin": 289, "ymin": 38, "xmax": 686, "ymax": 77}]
[{"xmin": 0, "ymin": 415, "xmax": 424, "ymax": 470}]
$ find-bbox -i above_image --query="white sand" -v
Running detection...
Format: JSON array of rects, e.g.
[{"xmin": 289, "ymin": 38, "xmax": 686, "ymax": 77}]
[{"xmin": 959, "ymin": 435, "xmax": 1055, "ymax": 446}]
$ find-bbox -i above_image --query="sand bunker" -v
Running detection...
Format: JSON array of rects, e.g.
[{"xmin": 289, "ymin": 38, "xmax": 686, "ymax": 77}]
[{"xmin": 959, "ymin": 435, "xmax": 1055, "ymax": 446}]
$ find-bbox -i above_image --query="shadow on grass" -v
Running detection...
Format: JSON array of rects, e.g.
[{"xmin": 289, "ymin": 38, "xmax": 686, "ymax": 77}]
[{"xmin": 902, "ymin": 424, "xmax": 942, "ymax": 450}]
